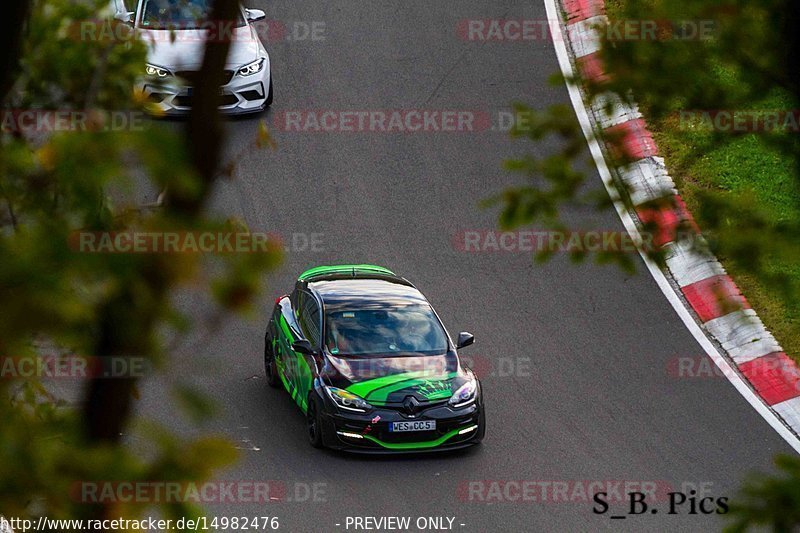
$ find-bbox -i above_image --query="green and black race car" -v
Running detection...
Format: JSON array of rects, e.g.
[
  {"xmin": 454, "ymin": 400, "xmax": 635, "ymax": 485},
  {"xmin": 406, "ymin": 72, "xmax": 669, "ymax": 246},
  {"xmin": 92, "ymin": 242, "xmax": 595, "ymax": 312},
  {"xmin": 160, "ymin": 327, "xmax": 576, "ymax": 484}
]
[{"xmin": 264, "ymin": 265, "xmax": 485, "ymax": 453}]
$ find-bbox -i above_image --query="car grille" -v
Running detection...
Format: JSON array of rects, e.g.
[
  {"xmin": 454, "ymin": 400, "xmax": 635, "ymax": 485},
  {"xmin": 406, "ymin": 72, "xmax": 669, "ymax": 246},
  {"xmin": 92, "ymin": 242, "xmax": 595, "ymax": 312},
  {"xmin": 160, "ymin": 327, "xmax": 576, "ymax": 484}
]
[
  {"xmin": 241, "ymin": 86, "xmax": 264, "ymax": 101},
  {"xmin": 378, "ymin": 399, "xmax": 447, "ymax": 416},
  {"xmin": 175, "ymin": 70, "xmax": 236, "ymax": 86},
  {"xmin": 220, "ymin": 94, "xmax": 238, "ymax": 106},
  {"xmin": 173, "ymin": 93, "xmax": 239, "ymax": 108}
]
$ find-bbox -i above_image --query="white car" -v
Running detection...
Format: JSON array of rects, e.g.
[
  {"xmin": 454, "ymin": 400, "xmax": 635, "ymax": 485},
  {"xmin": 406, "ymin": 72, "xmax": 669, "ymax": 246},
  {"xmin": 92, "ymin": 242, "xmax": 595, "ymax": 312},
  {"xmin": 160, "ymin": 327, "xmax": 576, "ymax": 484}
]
[{"xmin": 113, "ymin": 0, "xmax": 273, "ymax": 115}]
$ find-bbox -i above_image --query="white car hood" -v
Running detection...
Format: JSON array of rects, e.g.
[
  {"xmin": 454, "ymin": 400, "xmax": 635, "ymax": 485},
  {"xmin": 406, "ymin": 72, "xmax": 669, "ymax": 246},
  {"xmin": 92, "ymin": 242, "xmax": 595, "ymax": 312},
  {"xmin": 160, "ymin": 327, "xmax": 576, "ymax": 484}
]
[{"xmin": 141, "ymin": 25, "xmax": 261, "ymax": 72}]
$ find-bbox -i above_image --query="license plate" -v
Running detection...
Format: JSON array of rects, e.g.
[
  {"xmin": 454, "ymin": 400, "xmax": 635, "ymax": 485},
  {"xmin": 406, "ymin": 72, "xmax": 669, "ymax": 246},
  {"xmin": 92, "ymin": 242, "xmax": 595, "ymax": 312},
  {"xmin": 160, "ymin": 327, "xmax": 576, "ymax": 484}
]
[{"xmin": 389, "ymin": 420, "xmax": 436, "ymax": 432}]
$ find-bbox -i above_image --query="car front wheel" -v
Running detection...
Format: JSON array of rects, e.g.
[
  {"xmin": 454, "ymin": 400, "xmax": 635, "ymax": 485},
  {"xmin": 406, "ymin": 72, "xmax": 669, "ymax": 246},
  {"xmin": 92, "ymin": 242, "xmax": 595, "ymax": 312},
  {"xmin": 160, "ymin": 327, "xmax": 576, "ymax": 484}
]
[{"xmin": 306, "ymin": 393, "xmax": 324, "ymax": 448}]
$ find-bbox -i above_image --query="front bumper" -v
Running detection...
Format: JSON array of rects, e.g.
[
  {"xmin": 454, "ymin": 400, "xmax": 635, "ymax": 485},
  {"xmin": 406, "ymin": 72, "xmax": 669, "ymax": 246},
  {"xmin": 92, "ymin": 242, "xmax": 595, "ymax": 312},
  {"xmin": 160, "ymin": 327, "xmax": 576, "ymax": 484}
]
[
  {"xmin": 318, "ymin": 393, "xmax": 485, "ymax": 454},
  {"xmin": 138, "ymin": 67, "xmax": 270, "ymax": 116}
]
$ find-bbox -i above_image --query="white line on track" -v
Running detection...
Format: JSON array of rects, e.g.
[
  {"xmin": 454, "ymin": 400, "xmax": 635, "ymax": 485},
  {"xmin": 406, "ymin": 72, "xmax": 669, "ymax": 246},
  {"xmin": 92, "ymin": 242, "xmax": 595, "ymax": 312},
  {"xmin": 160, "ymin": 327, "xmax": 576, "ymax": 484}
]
[{"xmin": 543, "ymin": 0, "xmax": 800, "ymax": 453}]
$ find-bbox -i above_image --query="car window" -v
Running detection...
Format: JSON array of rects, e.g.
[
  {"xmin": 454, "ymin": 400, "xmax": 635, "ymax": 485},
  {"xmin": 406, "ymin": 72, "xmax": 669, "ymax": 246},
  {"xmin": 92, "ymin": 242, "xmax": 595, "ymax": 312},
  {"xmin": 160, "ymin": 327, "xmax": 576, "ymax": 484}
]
[
  {"xmin": 325, "ymin": 303, "xmax": 448, "ymax": 356},
  {"xmin": 298, "ymin": 291, "xmax": 321, "ymax": 347},
  {"xmin": 139, "ymin": 0, "xmax": 245, "ymax": 29}
]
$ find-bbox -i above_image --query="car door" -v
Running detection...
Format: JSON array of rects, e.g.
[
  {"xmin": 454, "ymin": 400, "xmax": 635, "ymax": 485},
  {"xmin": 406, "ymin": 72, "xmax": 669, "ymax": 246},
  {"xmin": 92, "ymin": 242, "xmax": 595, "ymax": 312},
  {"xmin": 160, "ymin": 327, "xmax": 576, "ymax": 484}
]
[
  {"xmin": 293, "ymin": 290, "xmax": 321, "ymax": 412},
  {"xmin": 273, "ymin": 289, "xmax": 302, "ymax": 394}
]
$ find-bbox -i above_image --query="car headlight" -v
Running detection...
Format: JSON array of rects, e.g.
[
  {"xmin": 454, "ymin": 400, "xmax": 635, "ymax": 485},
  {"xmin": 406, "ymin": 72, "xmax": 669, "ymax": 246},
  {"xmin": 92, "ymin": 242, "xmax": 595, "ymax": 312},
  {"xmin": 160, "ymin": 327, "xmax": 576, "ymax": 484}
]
[
  {"xmin": 238, "ymin": 58, "xmax": 265, "ymax": 77},
  {"xmin": 448, "ymin": 380, "xmax": 477, "ymax": 408},
  {"xmin": 145, "ymin": 64, "xmax": 171, "ymax": 78},
  {"xmin": 324, "ymin": 386, "xmax": 372, "ymax": 413}
]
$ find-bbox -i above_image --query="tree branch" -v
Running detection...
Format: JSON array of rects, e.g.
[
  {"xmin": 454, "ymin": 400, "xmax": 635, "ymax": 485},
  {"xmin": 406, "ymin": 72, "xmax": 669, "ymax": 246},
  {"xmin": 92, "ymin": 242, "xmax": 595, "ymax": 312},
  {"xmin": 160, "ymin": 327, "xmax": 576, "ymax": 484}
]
[{"xmin": 0, "ymin": 1, "xmax": 31, "ymax": 104}]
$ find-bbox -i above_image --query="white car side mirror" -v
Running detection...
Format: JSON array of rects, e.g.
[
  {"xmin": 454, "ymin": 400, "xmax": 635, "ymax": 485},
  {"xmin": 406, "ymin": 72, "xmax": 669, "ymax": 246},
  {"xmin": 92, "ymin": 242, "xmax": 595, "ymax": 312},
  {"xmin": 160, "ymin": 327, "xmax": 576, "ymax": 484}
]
[
  {"xmin": 245, "ymin": 9, "xmax": 266, "ymax": 22},
  {"xmin": 114, "ymin": 10, "xmax": 134, "ymax": 24}
]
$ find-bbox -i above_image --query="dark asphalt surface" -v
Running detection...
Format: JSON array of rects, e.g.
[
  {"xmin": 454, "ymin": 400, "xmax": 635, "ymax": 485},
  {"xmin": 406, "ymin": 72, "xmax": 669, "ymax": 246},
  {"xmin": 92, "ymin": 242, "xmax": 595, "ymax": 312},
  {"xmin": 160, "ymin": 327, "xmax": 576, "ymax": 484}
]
[{"xmin": 135, "ymin": 0, "xmax": 794, "ymax": 531}]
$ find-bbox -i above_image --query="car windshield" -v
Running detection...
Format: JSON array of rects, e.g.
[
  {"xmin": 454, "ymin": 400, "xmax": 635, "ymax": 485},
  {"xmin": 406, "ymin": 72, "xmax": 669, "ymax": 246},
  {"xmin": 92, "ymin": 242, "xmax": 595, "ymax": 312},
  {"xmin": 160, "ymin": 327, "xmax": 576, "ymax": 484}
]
[
  {"xmin": 139, "ymin": 0, "xmax": 245, "ymax": 29},
  {"xmin": 325, "ymin": 303, "xmax": 449, "ymax": 356}
]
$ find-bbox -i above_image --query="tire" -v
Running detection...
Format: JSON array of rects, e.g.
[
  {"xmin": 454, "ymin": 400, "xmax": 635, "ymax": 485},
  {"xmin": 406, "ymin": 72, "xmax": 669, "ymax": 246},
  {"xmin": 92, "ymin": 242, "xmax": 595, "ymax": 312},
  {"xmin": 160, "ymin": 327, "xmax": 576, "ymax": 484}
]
[
  {"xmin": 264, "ymin": 336, "xmax": 279, "ymax": 388},
  {"xmin": 306, "ymin": 393, "xmax": 325, "ymax": 449},
  {"xmin": 265, "ymin": 76, "xmax": 273, "ymax": 107}
]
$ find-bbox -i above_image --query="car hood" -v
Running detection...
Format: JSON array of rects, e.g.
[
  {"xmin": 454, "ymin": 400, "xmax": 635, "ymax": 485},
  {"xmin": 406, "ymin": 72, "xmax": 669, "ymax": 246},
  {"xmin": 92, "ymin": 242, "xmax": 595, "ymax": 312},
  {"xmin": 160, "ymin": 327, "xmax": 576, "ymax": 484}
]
[
  {"xmin": 140, "ymin": 26, "xmax": 261, "ymax": 71},
  {"xmin": 326, "ymin": 353, "xmax": 470, "ymax": 405}
]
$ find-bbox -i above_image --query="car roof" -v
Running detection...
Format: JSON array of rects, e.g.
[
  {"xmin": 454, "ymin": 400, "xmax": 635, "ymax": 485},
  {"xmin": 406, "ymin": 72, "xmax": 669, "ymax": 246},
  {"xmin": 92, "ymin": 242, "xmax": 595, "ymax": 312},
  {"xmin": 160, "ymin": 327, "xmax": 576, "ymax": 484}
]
[
  {"xmin": 309, "ymin": 278, "xmax": 429, "ymax": 308},
  {"xmin": 298, "ymin": 264, "xmax": 397, "ymax": 282},
  {"xmin": 297, "ymin": 264, "xmax": 428, "ymax": 308}
]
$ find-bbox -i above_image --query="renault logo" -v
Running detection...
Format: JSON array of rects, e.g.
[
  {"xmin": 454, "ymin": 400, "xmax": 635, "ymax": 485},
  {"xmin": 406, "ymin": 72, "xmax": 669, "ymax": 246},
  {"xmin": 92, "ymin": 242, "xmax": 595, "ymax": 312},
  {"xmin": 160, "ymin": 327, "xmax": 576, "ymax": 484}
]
[{"xmin": 403, "ymin": 396, "xmax": 420, "ymax": 417}]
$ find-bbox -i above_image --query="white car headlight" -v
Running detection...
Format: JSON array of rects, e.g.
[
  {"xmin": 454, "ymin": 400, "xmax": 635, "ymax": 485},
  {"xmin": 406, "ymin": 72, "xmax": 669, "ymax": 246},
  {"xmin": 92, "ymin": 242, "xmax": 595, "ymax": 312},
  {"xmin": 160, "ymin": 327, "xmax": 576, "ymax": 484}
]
[
  {"xmin": 238, "ymin": 58, "xmax": 265, "ymax": 77},
  {"xmin": 448, "ymin": 380, "xmax": 477, "ymax": 408},
  {"xmin": 145, "ymin": 64, "xmax": 171, "ymax": 78},
  {"xmin": 324, "ymin": 386, "xmax": 372, "ymax": 412}
]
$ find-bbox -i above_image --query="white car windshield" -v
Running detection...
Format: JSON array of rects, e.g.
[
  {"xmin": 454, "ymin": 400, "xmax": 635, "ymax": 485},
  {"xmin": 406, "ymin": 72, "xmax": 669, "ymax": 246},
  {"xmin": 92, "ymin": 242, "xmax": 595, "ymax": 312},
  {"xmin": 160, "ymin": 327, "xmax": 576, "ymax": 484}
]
[{"xmin": 139, "ymin": 0, "xmax": 245, "ymax": 30}]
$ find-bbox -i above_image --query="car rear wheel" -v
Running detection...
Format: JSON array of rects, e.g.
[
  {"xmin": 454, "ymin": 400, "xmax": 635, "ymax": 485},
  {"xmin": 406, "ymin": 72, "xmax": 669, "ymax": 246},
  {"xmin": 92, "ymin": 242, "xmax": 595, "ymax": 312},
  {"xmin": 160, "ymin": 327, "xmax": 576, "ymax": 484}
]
[
  {"xmin": 306, "ymin": 394, "xmax": 324, "ymax": 448},
  {"xmin": 264, "ymin": 337, "xmax": 279, "ymax": 388}
]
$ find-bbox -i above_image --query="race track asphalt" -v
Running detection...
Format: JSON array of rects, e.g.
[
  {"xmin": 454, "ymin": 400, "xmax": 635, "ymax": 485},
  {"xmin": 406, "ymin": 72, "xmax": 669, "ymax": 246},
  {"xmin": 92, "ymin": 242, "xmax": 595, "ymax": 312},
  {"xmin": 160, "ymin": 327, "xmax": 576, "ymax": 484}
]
[{"xmin": 136, "ymin": 1, "xmax": 795, "ymax": 530}]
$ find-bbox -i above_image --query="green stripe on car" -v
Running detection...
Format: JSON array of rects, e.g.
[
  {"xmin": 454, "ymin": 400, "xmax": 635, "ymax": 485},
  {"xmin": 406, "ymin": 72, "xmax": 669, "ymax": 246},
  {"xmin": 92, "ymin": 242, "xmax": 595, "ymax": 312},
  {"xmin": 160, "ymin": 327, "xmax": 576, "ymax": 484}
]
[
  {"xmin": 364, "ymin": 375, "xmax": 458, "ymax": 404},
  {"xmin": 346, "ymin": 371, "xmax": 458, "ymax": 403},
  {"xmin": 346, "ymin": 371, "xmax": 432, "ymax": 398},
  {"xmin": 298, "ymin": 264, "xmax": 396, "ymax": 281}
]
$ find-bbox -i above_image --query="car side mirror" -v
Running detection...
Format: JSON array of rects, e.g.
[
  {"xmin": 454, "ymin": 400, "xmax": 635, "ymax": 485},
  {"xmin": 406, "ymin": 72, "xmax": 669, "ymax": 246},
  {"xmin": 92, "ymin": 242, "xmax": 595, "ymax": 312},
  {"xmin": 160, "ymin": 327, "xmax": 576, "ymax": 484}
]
[
  {"xmin": 292, "ymin": 339, "xmax": 317, "ymax": 355},
  {"xmin": 245, "ymin": 8, "xmax": 266, "ymax": 22},
  {"xmin": 456, "ymin": 332, "xmax": 475, "ymax": 349},
  {"xmin": 114, "ymin": 11, "xmax": 134, "ymax": 24}
]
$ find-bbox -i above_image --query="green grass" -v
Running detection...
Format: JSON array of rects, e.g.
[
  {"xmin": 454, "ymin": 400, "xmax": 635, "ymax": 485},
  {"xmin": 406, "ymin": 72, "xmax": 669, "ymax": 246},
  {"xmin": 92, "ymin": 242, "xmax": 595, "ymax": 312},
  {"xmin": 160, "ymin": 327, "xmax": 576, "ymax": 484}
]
[
  {"xmin": 653, "ymin": 107, "xmax": 800, "ymax": 358},
  {"xmin": 600, "ymin": 0, "xmax": 800, "ymax": 357}
]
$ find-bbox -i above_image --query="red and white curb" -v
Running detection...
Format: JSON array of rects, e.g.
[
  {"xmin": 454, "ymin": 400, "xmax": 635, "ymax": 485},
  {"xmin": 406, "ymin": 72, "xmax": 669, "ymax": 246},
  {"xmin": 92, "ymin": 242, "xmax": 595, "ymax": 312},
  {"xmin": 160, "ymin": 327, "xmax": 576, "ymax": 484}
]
[{"xmin": 547, "ymin": 0, "xmax": 800, "ymax": 448}]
